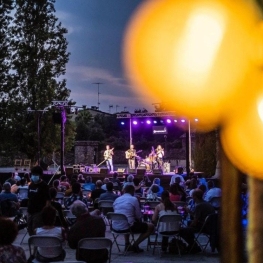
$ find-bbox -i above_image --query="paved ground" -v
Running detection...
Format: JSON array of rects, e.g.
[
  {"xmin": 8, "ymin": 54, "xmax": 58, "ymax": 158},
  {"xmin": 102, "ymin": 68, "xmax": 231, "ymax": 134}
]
[{"xmin": 15, "ymin": 223, "xmax": 220, "ymax": 263}]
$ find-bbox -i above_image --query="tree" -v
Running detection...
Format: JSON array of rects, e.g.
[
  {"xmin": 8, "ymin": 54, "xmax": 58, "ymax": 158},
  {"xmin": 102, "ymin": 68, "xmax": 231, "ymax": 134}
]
[
  {"xmin": 193, "ymin": 130, "xmax": 217, "ymax": 177},
  {"xmin": 0, "ymin": 0, "xmax": 14, "ymax": 155},
  {"xmin": 6, "ymin": 0, "xmax": 74, "ymax": 160}
]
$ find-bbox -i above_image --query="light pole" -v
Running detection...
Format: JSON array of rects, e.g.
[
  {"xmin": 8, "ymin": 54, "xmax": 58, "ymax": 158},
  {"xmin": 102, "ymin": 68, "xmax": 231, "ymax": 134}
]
[
  {"xmin": 52, "ymin": 101, "xmax": 68, "ymax": 175},
  {"xmin": 92, "ymin": 82, "xmax": 103, "ymax": 110},
  {"xmin": 109, "ymin": 105, "xmax": 113, "ymax": 113}
]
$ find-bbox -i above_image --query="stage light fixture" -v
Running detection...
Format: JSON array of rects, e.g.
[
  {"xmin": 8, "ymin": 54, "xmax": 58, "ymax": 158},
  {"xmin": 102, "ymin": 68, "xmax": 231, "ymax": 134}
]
[
  {"xmin": 121, "ymin": 121, "xmax": 125, "ymax": 125},
  {"xmin": 153, "ymin": 120, "xmax": 157, "ymax": 124},
  {"xmin": 174, "ymin": 119, "xmax": 178, "ymax": 123},
  {"xmin": 194, "ymin": 118, "xmax": 199, "ymax": 122},
  {"xmin": 133, "ymin": 120, "xmax": 138, "ymax": 125},
  {"xmin": 166, "ymin": 119, "xmax": 171, "ymax": 123},
  {"xmin": 146, "ymin": 120, "xmax": 151, "ymax": 124},
  {"xmin": 181, "ymin": 119, "xmax": 186, "ymax": 123}
]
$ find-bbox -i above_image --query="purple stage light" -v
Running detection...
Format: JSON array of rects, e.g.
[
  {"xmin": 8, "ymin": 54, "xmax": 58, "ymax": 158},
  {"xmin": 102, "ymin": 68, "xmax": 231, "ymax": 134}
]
[
  {"xmin": 181, "ymin": 119, "xmax": 186, "ymax": 123},
  {"xmin": 121, "ymin": 121, "xmax": 125, "ymax": 125},
  {"xmin": 153, "ymin": 120, "xmax": 157, "ymax": 124},
  {"xmin": 174, "ymin": 120, "xmax": 178, "ymax": 123},
  {"xmin": 146, "ymin": 120, "xmax": 151, "ymax": 124},
  {"xmin": 166, "ymin": 119, "xmax": 171, "ymax": 124},
  {"xmin": 160, "ymin": 120, "xmax": 164, "ymax": 123},
  {"xmin": 133, "ymin": 120, "xmax": 138, "ymax": 125}
]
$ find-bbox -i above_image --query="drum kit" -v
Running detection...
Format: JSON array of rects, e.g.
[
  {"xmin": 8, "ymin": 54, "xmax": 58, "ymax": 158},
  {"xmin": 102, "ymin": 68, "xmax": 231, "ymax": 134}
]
[{"xmin": 136, "ymin": 151, "xmax": 159, "ymax": 172}]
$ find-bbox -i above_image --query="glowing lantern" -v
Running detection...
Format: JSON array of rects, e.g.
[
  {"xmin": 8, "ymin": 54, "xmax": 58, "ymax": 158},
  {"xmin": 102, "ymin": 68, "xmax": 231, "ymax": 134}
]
[{"xmin": 123, "ymin": 0, "xmax": 262, "ymax": 131}]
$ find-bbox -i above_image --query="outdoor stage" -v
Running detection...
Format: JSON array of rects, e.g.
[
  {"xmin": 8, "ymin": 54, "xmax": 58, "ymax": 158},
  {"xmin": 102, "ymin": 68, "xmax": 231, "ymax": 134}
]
[{"xmin": 0, "ymin": 166, "xmax": 176, "ymax": 189}]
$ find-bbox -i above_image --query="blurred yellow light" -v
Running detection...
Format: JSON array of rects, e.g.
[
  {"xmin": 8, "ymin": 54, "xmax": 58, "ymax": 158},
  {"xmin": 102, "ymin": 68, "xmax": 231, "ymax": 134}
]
[
  {"xmin": 123, "ymin": 0, "xmax": 262, "ymax": 131},
  {"xmin": 221, "ymin": 95, "xmax": 263, "ymax": 179},
  {"xmin": 175, "ymin": 7, "xmax": 226, "ymax": 87}
]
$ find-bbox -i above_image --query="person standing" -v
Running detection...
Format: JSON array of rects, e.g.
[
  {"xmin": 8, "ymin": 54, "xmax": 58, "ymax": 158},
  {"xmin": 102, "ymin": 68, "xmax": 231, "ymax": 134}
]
[
  {"xmin": 125, "ymin": 144, "xmax": 137, "ymax": 170},
  {"xmin": 27, "ymin": 166, "xmax": 50, "ymax": 236},
  {"xmin": 156, "ymin": 145, "xmax": 164, "ymax": 169},
  {"xmin": 104, "ymin": 145, "xmax": 114, "ymax": 172}
]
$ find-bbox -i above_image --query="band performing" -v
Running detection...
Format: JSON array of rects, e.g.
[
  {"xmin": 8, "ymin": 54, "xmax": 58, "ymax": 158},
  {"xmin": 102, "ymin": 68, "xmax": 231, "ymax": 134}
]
[{"xmin": 102, "ymin": 144, "xmax": 165, "ymax": 173}]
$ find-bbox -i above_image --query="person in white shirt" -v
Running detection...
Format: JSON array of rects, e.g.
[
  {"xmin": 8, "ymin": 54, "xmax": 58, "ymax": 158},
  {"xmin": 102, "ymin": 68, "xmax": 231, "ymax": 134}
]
[
  {"xmin": 204, "ymin": 180, "xmax": 221, "ymax": 208},
  {"xmin": 113, "ymin": 185, "xmax": 154, "ymax": 253}
]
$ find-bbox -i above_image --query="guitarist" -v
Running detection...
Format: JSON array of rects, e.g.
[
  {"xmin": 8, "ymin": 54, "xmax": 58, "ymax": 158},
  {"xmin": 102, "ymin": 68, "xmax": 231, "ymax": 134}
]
[
  {"xmin": 125, "ymin": 144, "xmax": 137, "ymax": 169},
  {"xmin": 104, "ymin": 145, "xmax": 114, "ymax": 172}
]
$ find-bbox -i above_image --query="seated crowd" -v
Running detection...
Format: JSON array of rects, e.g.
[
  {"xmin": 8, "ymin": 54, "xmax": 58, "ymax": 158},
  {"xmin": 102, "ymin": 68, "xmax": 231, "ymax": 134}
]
[{"xmin": 0, "ymin": 165, "xmax": 223, "ymax": 262}]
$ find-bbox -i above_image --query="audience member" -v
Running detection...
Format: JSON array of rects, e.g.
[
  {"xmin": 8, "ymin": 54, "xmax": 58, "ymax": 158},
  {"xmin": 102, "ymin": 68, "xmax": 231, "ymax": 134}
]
[
  {"xmin": 77, "ymin": 173, "xmax": 85, "ymax": 183},
  {"xmin": 91, "ymin": 180, "xmax": 106, "ymax": 206},
  {"xmin": 53, "ymin": 179, "xmax": 64, "ymax": 192},
  {"xmin": 5, "ymin": 172, "xmax": 16, "ymax": 186},
  {"xmin": 82, "ymin": 176, "xmax": 95, "ymax": 191},
  {"xmin": 101, "ymin": 178, "xmax": 110, "ymax": 191},
  {"xmin": 187, "ymin": 178, "xmax": 198, "ymax": 196},
  {"xmin": 68, "ymin": 200, "xmax": 107, "ymax": 263},
  {"xmin": 140, "ymin": 175, "xmax": 152, "ymax": 187},
  {"xmin": 49, "ymin": 187, "xmax": 68, "ymax": 228},
  {"xmin": 27, "ymin": 166, "xmax": 50, "ymax": 236},
  {"xmin": 0, "ymin": 182, "xmax": 19, "ymax": 203},
  {"xmin": 113, "ymin": 185, "xmax": 154, "ymax": 253},
  {"xmin": 0, "ymin": 217, "xmax": 27, "ymax": 263},
  {"xmin": 152, "ymin": 190, "xmax": 179, "ymax": 252},
  {"xmin": 170, "ymin": 169, "xmax": 185, "ymax": 186},
  {"xmin": 99, "ymin": 182, "xmax": 119, "ymax": 201},
  {"xmin": 60, "ymin": 175, "xmax": 70, "ymax": 190},
  {"xmin": 64, "ymin": 178, "xmax": 77, "ymax": 197},
  {"xmin": 110, "ymin": 172, "xmax": 121, "ymax": 190},
  {"xmin": 35, "ymin": 205, "xmax": 66, "ymax": 261},
  {"xmin": 180, "ymin": 189, "xmax": 215, "ymax": 253},
  {"xmin": 169, "ymin": 183, "xmax": 181, "ymax": 202},
  {"xmin": 134, "ymin": 178, "xmax": 143, "ymax": 196},
  {"xmin": 65, "ymin": 182, "xmax": 89, "ymax": 209},
  {"xmin": 147, "ymin": 178, "xmax": 164, "ymax": 197},
  {"xmin": 204, "ymin": 180, "xmax": 221, "ymax": 208},
  {"xmin": 122, "ymin": 174, "xmax": 135, "ymax": 190}
]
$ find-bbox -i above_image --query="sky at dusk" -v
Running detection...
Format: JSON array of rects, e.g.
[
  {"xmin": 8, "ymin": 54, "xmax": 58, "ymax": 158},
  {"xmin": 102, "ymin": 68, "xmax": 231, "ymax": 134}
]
[{"xmin": 54, "ymin": 0, "xmax": 155, "ymax": 113}]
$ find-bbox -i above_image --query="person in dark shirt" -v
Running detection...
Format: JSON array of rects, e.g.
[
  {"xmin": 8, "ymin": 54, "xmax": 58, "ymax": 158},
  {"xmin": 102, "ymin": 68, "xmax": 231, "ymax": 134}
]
[
  {"xmin": 27, "ymin": 166, "xmax": 50, "ymax": 236},
  {"xmin": 91, "ymin": 180, "xmax": 106, "ymax": 208},
  {"xmin": 180, "ymin": 189, "xmax": 215, "ymax": 253},
  {"xmin": 49, "ymin": 187, "xmax": 68, "ymax": 229},
  {"xmin": 68, "ymin": 200, "xmax": 107, "ymax": 263},
  {"xmin": 99, "ymin": 182, "xmax": 119, "ymax": 201}
]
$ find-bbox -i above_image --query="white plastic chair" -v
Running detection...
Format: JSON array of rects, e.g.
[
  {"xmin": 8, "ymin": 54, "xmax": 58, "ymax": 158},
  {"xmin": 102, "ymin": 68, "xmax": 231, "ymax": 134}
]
[
  {"xmin": 107, "ymin": 212, "xmax": 136, "ymax": 255},
  {"xmin": 98, "ymin": 200, "xmax": 114, "ymax": 225},
  {"xmin": 28, "ymin": 235, "xmax": 65, "ymax": 262},
  {"xmin": 150, "ymin": 214, "xmax": 182, "ymax": 257},
  {"xmin": 78, "ymin": 237, "xmax": 112, "ymax": 263}
]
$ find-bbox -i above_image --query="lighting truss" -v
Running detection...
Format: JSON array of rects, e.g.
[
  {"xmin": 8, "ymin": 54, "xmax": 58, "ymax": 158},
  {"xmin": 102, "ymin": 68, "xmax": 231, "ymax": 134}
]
[{"xmin": 116, "ymin": 111, "xmax": 176, "ymax": 119}]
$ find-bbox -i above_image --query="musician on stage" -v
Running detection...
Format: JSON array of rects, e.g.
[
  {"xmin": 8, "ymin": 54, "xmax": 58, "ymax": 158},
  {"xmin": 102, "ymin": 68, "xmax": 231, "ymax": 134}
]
[
  {"xmin": 104, "ymin": 145, "xmax": 114, "ymax": 172},
  {"xmin": 125, "ymin": 144, "xmax": 136, "ymax": 169},
  {"xmin": 156, "ymin": 145, "xmax": 164, "ymax": 169}
]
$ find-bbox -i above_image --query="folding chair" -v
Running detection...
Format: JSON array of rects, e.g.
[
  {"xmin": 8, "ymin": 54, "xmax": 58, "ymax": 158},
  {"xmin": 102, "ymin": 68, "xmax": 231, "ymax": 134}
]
[
  {"xmin": 189, "ymin": 213, "xmax": 219, "ymax": 253},
  {"xmin": 18, "ymin": 188, "xmax": 28, "ymax": 200},
  {"xmin": 98, "ymin": 200, "xmax": 114, "ymax": 225},
  {"xmin": 107, "ymin": 212, "xmax": 136, "ymax": 255},
  {"xmin": 56, "ymin": 192, "xmax": 65, "ymax": 201},
  {"xmin": 146, "ymin": 201, "xmax": 160, "ymax": 210},
  {"xmin": 149, "ymin": 214, "xmax": 182, "ymax": 257},
  {"xmin": 19, "ymin": 207, "xmax": 28, "ymax": 244},
  {"xmin": 78, "ymin": 237, "xmax": 112, "ymax": 263},
  {"xmin": 63, "ymin": 209, "xmax": 77, "ymax": 226},
  {"xmin": 28, "ymin": 235, "xmax": 65, "ymax": 262}
]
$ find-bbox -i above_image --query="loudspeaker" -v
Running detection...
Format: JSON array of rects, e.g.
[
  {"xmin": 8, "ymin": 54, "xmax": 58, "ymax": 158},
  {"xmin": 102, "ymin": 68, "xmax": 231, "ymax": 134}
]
[
  {"xmin": 100, "ymin": 168, "xmax": 109, "ymax": 175},
  {"xmin": 128, "ymin": 168, "xmax": 136, "ymax": 174},
  {"xmin": 137, "ymin": 168, "xmax": 146, "ymax": 176},
  {"xmin": 117, "ymin": 168, "xmax": 125, "ymax": 175},
  {"xmin": 153, "ymin": 169, "xmax": 163, "ymax": 175}
]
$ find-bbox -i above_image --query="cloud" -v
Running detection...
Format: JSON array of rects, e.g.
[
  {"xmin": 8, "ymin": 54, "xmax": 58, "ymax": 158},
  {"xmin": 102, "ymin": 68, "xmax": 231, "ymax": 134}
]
[{"xmin": 56, "ymin": 11, "xmax": 83, "ymax": 35}]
